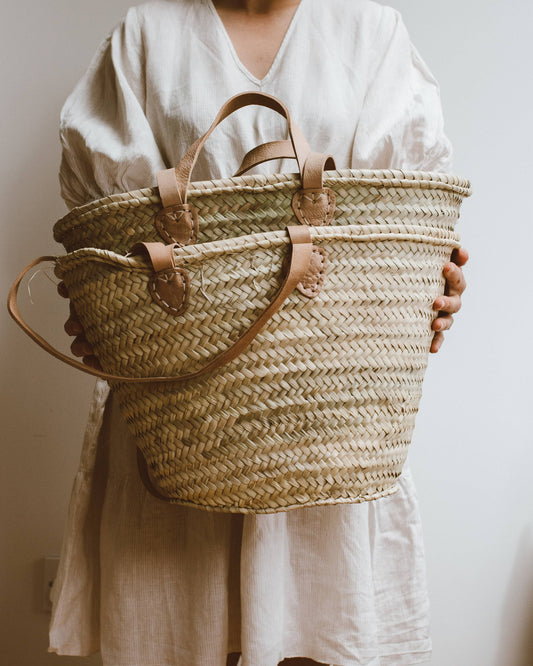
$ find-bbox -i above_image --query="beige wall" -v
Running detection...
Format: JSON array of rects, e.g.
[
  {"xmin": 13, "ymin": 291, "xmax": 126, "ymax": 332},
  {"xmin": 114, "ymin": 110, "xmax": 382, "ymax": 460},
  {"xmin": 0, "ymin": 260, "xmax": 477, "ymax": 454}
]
[
  {"xmin": 1, "ymin": 1, "xmax": 532, "ymax": 665},
  {"xmin": 1, "ymin": 4, "xmax": 132, "ymax": 665}
]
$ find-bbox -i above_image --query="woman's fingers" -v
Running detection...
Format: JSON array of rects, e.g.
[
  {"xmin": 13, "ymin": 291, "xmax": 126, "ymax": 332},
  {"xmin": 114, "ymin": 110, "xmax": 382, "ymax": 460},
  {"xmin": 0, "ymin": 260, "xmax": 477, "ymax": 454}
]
[
  {"xmin": 430, "ymin": 246, "xmax": 469, "ymax": 354},
  {"xmin": 64, "ymin": 318, "xmax": 84, "ymax": 336},
  {"xmin": 70, "ymin": 335, "xmax": 102, "ymax": 369},
  {"xmin": 442, "ymin": 262, "xmax": 467, "ymax": 297},
  {"xmin": 64, "ymin": 302, "xmax": 84, "ymax": 336},
  {"xmin": 82, "ymin": 355, "xmax": 103, "ymax": 371},
  {"xmin": 58, "ymin": 281, "xmax": 101, "ymax": 368},
  {"xmin": 450, "ymin": 246, "xmax": 469, "ymax": 267},
  {"xmin": 57, "ymin": 281, "xmax": 69, "ymax": 298},
  {"xmin": 430, "ymin": 331, "xmax": 445, "ymax": 354},
  {"xmin": 432, "ymin": 314, "xmax": 454, "ymax": 332},
  {"xmin": 70, "ymin": 334, "xmax": 94, "ymax": 357},
  {"xmin": 434, "ymin": 294, "xmax": 461, "ymax": 316}
]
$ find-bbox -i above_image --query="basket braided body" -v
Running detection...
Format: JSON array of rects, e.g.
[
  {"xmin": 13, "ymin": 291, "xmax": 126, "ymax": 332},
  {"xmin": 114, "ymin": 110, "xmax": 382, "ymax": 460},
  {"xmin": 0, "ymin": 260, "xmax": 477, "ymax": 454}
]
[{"xmin": 55, "ymin": 169, "xmax": 470, "ymax": 513}]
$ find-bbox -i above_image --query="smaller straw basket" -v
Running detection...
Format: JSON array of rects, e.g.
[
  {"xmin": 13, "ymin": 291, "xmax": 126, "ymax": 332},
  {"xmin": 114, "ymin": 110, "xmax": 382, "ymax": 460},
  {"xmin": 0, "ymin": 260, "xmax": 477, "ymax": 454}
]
[{"xmin": 8, "ymin": 92, "xmax": 471, "ymax": 513}]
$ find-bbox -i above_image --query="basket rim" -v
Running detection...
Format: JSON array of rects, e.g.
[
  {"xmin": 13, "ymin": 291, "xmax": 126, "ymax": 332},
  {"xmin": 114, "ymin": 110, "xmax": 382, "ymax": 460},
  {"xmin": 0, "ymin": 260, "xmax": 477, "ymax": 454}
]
[
  {"xmin": 54, "ymin": 222, "xmax": 462, "ymax": 279},
  {"xmin": 53, "ymin": 168, "xmax": 472, "ymax": 240}
]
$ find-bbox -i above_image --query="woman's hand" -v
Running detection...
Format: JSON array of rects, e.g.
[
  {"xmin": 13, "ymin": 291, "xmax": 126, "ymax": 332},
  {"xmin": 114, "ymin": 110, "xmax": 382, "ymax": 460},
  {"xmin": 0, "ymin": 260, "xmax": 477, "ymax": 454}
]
[
  {"xmin": 430, "ymin": 246, "xmax": 469, "ymax": 354},
  {"xmin": 57, "ymin": 282, "xmax": 102, "ymax": 370}
]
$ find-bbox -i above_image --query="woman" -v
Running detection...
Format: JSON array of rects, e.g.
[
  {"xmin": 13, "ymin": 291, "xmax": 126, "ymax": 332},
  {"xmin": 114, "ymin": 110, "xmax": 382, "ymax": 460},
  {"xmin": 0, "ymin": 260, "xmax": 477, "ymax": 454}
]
[{"xmin": 52, "ymin": 1, "xmax": 468, "ymax": 665}]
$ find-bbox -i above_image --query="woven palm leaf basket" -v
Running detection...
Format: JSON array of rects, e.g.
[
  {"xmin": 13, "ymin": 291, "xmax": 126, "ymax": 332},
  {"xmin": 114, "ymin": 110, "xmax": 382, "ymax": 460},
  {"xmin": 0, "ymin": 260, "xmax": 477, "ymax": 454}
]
[{"xmin": 9, "ymin": 92, "xmax": 471, "ymax": 513}]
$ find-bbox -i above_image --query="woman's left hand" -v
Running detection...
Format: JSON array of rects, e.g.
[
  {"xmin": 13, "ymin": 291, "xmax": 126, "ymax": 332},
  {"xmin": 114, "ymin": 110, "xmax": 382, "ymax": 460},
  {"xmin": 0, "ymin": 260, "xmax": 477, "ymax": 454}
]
[{"xmin": 430, "ymin": 246, "xmax": 469, "ymax": 353}]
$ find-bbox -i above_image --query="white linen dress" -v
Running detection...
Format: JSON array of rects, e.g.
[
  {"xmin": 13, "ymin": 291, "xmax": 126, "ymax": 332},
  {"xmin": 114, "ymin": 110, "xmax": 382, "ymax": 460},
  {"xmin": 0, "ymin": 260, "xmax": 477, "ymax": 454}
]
[{"xmin": 49, "ymin": 1, "xmax": 453, "ymax": 665}]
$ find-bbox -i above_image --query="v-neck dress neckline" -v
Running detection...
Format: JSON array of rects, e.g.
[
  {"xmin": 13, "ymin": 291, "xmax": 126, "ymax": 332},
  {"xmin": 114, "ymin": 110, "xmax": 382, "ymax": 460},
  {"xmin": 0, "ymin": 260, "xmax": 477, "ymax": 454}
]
[{"xmin": 205, "ymin": 0, "xmax": 306, "ymax": 86}]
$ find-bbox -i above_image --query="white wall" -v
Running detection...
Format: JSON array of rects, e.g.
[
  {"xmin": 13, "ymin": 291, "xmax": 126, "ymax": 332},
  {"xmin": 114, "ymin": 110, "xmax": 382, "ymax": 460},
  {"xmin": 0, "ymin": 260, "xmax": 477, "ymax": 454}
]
[{"xmin": 1, "ymin": 1, "xmax": 531, "ymax": 665}]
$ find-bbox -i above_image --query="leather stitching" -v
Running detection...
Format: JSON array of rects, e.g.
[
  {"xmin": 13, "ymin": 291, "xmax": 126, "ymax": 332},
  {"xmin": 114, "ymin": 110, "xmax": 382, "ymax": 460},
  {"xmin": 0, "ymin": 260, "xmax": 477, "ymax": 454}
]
[
  {"xmin": 149, "ymin": 268, "xmax": 189, "ymax": 316},
  {"xmin": 154, "ymin": 205, "xmax": 198, "ymax": 246},
  {"xmin": 297, "ymin": 247, "xmax": 327, "ymax": 298},
  {"xmin": 292, "ymin": 188, "xmax": 335, "ymax": 226}
]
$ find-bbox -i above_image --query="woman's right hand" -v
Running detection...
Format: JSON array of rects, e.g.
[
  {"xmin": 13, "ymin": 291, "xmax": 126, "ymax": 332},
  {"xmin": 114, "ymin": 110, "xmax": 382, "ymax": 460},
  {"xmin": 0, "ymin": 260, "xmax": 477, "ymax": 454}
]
[{"xmin": 57, "ymin": 282, "xmax": 102, "ymax": 370}]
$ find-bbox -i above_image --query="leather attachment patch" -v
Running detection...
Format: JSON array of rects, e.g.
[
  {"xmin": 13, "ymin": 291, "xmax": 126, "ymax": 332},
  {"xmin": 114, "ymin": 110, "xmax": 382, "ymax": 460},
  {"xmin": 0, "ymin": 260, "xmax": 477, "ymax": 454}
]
[
  {"xmin": 149, "ymin": 267, "xmax": 189, "ymax": 316},
  {"xmin": 154, "ymin": 204, "xmax": 199, "ymax": 246},
  {"xmin": 291, "ymin": 188, "xmax": 336, "ymax": 226},
  {"xmin": 283, "ymin": 246, "xmax": 328, "ymax": 298}
]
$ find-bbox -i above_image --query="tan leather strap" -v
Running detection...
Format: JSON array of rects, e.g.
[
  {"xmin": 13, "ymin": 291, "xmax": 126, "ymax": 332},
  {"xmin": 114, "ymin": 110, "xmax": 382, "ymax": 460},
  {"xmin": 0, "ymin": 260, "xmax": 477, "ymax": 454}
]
[
  {"xmin": 7, "ymin": 226, "xmax": 313, "ymax": 384},
  {"xmin": 131, "ymin": 241, "xmax": 176, "ymax": 272},
  {"xmin": 235, "ymin": 141, "xmax": 336, "ymax": 191},
  {"xmin": 301, "ymin": 152, "xmax": 337, "ymax": 189},
  {"xmin": 6, "ymin": 256, "xmax": 116, "ymax": 379},
  {"xmin": 234, "ymin": 140, "xmax": 295, "ymax": 176},
  {"xmin": 157, "ymin": 92, "xmax": 313, "ymax": 207}
]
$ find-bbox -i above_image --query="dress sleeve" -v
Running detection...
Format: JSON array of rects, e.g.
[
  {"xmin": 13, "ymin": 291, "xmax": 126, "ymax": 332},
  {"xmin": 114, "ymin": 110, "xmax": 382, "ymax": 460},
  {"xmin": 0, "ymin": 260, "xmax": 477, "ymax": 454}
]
[
  {"xmin": 352, "ymin": 7, "xmax": 453, "ymax": 173},
  {"xmin": 59, "ymin": 8, "xmax": 165, "ymax": 209}
]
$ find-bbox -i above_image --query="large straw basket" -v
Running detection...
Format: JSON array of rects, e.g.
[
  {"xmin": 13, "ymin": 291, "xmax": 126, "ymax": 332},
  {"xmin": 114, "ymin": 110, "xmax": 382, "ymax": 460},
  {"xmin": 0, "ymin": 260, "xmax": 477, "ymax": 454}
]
[{"xmin": 9, "ymin": 92, "xmax": 471, "ymax": 513}]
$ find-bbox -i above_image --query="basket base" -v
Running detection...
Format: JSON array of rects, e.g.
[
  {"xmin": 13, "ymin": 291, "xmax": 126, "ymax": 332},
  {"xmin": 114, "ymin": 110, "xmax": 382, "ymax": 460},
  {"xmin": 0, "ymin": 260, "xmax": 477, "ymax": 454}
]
[{"xmin": 136, "ymin": 448, "xmax": 400, "ymax": 513}]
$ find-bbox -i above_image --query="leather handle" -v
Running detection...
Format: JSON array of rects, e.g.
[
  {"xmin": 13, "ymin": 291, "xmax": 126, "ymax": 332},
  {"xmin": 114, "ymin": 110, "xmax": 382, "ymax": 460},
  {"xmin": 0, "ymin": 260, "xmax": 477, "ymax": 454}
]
[
  {"xmin": 301, "ymin": 152, "xmax": 337, "ymax": 189},
  {"xmin": 6, "ymin": 256, "xmax": 122, "ymax": 380},
  {"xmin": 157, "ymin": 91, "xmax": 314, "ymax": 207},
  {"xmin": 234, "ymin": 139, "xmax": 296, "ymax": 176},
  {"xmin": 7, "ymin": 226, "xmax": 313, "ymax": 384},
  {"xmin": 234, "ymin": 140, "xmax": 336, "ymax": 190}
]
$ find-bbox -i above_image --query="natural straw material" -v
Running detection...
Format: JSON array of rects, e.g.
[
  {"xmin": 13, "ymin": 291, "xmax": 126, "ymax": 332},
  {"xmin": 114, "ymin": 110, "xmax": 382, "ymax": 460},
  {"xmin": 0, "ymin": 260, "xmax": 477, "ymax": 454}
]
[
  {"xmin": 54, "ymin": 169, "xmax": 470, "ymax": 513},
  {"xmin": 54, "ymin": 169, "xmax": 470, "ymax": 253}
]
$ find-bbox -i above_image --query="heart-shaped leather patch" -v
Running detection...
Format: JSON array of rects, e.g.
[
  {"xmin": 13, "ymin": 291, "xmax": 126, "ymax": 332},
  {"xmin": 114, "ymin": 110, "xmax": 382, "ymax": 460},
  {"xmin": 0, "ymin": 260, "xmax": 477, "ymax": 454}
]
[
  {"xmin": 149, "ymin": 267, "xmax": 189, "ymax": 316},
  {"xmin": 291, "ymin": 188, "xmax": 336, "ymax": 226},
  {"xmin": 153, "ymin": 204, "xmax": 198, "ymax": 246},
  {"xmin": 282, "ymin": 245, "xmax": 328, "ymax": 298}
]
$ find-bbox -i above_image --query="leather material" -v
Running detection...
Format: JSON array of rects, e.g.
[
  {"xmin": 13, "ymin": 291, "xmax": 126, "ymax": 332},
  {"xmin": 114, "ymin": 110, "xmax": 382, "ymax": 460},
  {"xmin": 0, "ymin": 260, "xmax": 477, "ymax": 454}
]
[
  {"xmin": 301, "ymin": 152, "xmax": 336, "ymax": 189},
  {"xmin": 8, "ymin": 225, "xmax": 313, "ymax": 384},
  {"xmin": 297, "ymin": 246, "xmax": 328, "ymax": 298},
  {"xmin": 135, "ymin": 242, "xmax": 190, "ymax": 316},
  {"xmin": 236, "ymin": 143, "xmax": 339, "ymax": 227},
  {"xmin": 234, "ymin": 139, "xmax": 295, "ymax": 176},
  {"xmin": 157, "ymin": 168, "xmax": 185, "ymax": 208},
  {"xmin": 149, "ymin": 268, "xmax": 189, "ymax": 316},
  {"xmin": 236, "ymin": 142, "xmax": 336, "ymax": 185},
  {"xmin": 283, "ymin": 245, "xmax": 328, "ymax": 298},
  {"xmin": 153, "ymin": 203, "xmax": 198, "ymax": 246},
  {"xmin": 131, "ymin": 242, "xmax": 176, "ymax": 273},
  {"xmin": 292, "ymin": 187, "xmax": 336, "ymax": 226},
  {"xmin": 157, "ymin": 92, "xmax": 315, "ymax": 208}
]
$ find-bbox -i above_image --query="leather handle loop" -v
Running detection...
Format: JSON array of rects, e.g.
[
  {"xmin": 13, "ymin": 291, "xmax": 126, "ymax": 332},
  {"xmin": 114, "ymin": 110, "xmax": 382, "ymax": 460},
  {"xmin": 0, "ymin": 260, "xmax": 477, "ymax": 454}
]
[
  {"xmin": 235, "ymin": 141, "xmax": 337, "ymax": 190},
  {"xmin": 7, "ymin": 227, "xmax": 313, "ymax": 384},
  {"xmin": 234, "ymin": 139, "xmax": 296, "ymax": 177},
  {"xmin": 130, "ymin": 242, "xmax": 176, "ymax": 272},
  {"xmin": 6, "ymin": 256, "xmax": 125, "ymax": 381},
  {"xmin": 157, "ymin": 91, "xmax": 313, "ymax": 208},
  {"xmin": 301, "ymin": 152, "xmax": 337, "ymax": 190}
]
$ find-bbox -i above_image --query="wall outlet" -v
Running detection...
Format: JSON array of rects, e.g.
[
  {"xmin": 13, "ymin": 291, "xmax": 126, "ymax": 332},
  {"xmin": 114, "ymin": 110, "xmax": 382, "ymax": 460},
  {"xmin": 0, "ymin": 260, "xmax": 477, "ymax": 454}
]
[{"xmin": 42, "ymin": 556, "xmax": 60, "ymax": 613}]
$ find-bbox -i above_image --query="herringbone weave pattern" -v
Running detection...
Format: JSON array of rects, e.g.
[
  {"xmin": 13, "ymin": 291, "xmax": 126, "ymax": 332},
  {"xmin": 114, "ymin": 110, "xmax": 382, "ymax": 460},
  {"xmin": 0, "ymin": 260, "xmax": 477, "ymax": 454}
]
[{"xmin": 54, "ymin": 169, "xmax": 470, "ymax": 512}]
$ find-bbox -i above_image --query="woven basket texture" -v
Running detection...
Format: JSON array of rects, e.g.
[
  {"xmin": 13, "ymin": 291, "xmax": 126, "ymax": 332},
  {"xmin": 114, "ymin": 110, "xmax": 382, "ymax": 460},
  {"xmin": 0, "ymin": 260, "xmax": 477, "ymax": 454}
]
[
  {"xmin": 53, "ymin": 169, "xmax": 470, "ymax": 513},
  {"xmin": 54, "ymin": 168, "xmax": 471, "ymax": 253}
]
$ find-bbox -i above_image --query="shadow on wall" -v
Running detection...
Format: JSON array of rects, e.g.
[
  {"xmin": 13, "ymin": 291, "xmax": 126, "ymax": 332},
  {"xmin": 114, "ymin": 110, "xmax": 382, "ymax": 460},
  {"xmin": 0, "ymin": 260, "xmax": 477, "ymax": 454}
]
[{"xmin": 494, "ymin": 527, "xmax": 533, "ymax": 666}]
